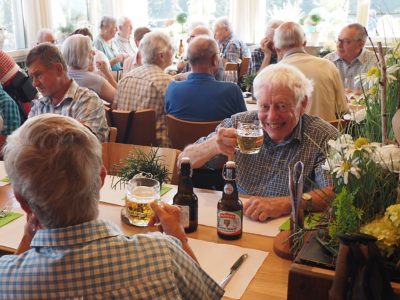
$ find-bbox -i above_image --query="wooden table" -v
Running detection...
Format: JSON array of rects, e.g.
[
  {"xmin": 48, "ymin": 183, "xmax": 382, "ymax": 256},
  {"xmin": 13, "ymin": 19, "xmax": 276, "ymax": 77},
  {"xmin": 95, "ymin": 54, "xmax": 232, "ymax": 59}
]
[{"xmin": 0, "ymin": 185, "xmax": 292, "ymax": 299}]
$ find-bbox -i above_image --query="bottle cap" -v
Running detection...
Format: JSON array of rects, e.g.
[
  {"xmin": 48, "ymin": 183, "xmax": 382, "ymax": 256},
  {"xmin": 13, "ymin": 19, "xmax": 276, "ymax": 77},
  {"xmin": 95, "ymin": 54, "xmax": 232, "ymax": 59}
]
[
  {"xmin": 226, "ymin": 161, "xmax": 236, "ymax": 168},
  {"xmin": 181, "ymin": 157, "xmax": 191, "ymax": 164}
]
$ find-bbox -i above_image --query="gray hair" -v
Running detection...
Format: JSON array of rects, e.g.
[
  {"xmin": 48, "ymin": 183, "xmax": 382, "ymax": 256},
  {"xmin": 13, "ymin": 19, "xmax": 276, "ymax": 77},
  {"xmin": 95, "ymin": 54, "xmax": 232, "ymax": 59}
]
[
  {"xmin": 117, "ymin": 16, "xmax": 132, "ymax": 28},
  {"xmin": 213, "ymin": 16, "xmax": 233, "ymax": 33},
  {"xmin": 188, "ymin": 35, "xmax": 219, "ymax": 66},
  {"xmin": 253, "ymin": 64, "xmax": 313, "ymax": 106},
  {"xmin": 100, "ymin": 16, "xmax": 117, "ymax": 30},
  {"xmin": 62, "ymin": 34, "xmax": 92, "ymax": 69},
  {"xmin": 3, "ymin": 114, "xmax": 102, "ymax": 228},
  {"xmin": 265, "ymin": 20, "xmax": 284, "ymax": 39},
  {"xmin": 36, "ymin": 28, "xmax": 55, "ymax": 44},
  {"xmin": 273, "ymin": 22, "xmax": 306, "ymax": 50},
  {"xmin": 344, "ymin": 23, "xmax": 368, "ymax": 43},
  {"xmin": 139, "ymin": 31, "xmax": 173, "ymax": 65},
  {"xmin": 26, "ymin": 43, "xmax": 67, "ymax": 71},
  {"xmin": 190, "ymin": 25, "xmax": 211, "ymax": 37}
]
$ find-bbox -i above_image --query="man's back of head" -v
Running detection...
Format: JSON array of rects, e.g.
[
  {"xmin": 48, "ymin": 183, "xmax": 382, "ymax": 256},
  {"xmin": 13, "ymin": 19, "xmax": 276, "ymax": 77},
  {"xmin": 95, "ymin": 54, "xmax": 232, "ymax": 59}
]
[
  {"xmin": 37, "ymin": 28, "xmax": 56, "ymax": 45},
  {"xmin": 187, "ymin": 35, "xmax": 219, "ymax": 71},
  {"xmin": 139, "ymin": 31, "xmax": 172, "ymax": 69},
  {"xmin": 26, "ymin": 43, "xmax": 67, "ymax": 71},
  {"xmin": 4, "ymin": 114, "xmax": 102, "ymax": 228},
  {"xmin": 274, "ymin": 22, "xmax": 306, "ymax": 52}
]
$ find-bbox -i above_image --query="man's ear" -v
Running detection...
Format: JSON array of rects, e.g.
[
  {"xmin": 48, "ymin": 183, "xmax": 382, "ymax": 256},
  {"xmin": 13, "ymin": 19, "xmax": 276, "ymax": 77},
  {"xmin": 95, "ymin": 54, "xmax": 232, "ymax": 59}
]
[
  {"xmin": 14, "ymin": 191, "xmax": 33, "ymax": 215},
  {"xmin": 300, "ymin": 96, "xmax": 308, "ymax": 115},
  {"xmin": 100, "ymin": 165, "xmax": 107, "ymax": 188}
]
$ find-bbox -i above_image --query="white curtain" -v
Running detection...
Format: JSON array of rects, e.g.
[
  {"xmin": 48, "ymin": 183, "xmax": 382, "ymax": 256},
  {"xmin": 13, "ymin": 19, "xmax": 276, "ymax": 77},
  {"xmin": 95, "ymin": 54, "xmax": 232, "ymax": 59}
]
[
  {"xmin": 229, "ymin": 0, "xmax": 265, "ymax": 44},
  {"xmin": 112, "ymin": 0, "xmax": 149, "ymax": 27},
  {"xmin": 22, "ymin": 0, "xmax": 53, "ymax": 48}
]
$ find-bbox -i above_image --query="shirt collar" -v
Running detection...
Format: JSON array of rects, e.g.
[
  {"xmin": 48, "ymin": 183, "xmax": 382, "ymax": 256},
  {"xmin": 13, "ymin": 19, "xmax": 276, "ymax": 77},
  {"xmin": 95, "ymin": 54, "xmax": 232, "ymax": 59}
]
[
  {"xmin": 187, "ymin": 73, "xmax": 215, "ymax": 80},
  {"xmin": 282, "ymin": 47, "xmax": 306, "ymax": 59},
  {"xmin": 31, "ymin": 219, "xmax": 121, "ymax": 247},
  {"xmin": 264, "ymin": 116, "xmax": 303, "ymax": 146},
  {"xmin": 331, "ymin": 48, "xmax": 370, "ymax": 65},
  {"xmin": 117, "ymin": 34, "xmax": 130, "ymax": 43},
  {"xmin": 39, "ymin": 79, "xmax": 77, "ymax": 107}
]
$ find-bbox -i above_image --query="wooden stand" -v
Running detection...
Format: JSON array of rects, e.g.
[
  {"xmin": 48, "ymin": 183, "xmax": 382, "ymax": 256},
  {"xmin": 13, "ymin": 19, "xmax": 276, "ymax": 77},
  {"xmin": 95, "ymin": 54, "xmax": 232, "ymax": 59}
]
[{"xmin": 273, "ymin": 230, "xmax": 294, "ymax": 260}]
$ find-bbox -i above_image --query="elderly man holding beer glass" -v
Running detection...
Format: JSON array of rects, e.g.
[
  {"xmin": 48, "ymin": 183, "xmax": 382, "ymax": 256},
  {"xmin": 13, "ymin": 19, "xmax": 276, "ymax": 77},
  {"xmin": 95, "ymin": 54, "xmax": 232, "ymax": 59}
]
[{"xmin": 181, "ymin": 64, "xmax": 339, "ymax": 222}]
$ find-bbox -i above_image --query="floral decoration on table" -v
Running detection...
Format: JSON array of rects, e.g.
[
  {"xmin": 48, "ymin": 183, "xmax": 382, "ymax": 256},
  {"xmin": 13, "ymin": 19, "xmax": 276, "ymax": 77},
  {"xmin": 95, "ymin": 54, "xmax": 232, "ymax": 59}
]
[{"xmin": 321, "ymin": 134, "xmax": 400, "ymax": 266}]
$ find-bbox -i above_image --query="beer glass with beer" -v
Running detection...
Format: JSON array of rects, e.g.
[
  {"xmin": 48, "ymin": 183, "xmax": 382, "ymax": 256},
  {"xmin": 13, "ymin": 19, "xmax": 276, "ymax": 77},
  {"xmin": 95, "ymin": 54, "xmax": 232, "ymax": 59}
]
[
  {"xmin": 124, "ymin": 177, "xmax": 160, "ymax": 227},
  {"xmin": 236, "ymin": 121, "xmax": 263, "ymax": 154}
]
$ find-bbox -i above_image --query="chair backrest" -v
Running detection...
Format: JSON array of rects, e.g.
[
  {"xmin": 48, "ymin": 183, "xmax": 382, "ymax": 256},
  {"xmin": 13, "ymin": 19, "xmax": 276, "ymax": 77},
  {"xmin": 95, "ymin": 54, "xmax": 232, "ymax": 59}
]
[
  {"xmin": 224, "ymin": 62, "xmax": 239, "ymax": 71},
  {"xmin": 102, "ymin": 142, "xmax": 181, "ymax": 185},
  {"xmin": 107, "ymin": 109, "xmax": 157, "ymax": 146},
  {"xmin": 239, "ymin": 57, "xmax": 250, "ymax": 80},
  {"xmin": 329, "ymin": 119, "xmax": 349, "ymax": 130},
  {"xmin": 108, "ymin": 127, "xmax": 117, "ymax": 142},
  {"xmin": 166, "ymin": 114, "xmax": 221, "ymax": 151}
]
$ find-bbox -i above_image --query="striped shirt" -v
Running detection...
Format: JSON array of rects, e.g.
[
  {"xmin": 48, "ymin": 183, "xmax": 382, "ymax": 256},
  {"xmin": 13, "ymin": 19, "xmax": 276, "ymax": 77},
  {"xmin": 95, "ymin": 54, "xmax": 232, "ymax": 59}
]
[
  {"xmin": 28, "ymin": 80, "xmax": 109, "ymax": 142},
  {"xmin": 0, "ymin": 220, "xmax": 224, "ymax": 300},
  {"xmin": 324, "ymin": 49, "xmax": 378, "ymax": 89},
  {"xmin": 198, "ymin": 111, "xmax": 339, "ymax": 196},
  {"xmin": 115, "ymin": 64, "xmax": 172, "ymax": 147}
]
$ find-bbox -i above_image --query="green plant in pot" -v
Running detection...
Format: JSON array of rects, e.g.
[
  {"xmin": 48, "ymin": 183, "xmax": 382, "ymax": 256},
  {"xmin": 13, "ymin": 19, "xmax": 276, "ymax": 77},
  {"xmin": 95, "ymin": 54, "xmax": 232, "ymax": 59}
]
[{"xmin": 111, "ymin": 147, "xmax": 169, "ymax": 188}]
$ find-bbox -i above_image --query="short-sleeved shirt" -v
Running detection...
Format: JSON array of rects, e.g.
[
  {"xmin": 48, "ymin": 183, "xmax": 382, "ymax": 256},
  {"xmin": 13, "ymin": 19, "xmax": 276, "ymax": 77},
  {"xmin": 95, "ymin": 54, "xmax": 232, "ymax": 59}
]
[
  {"xmin": 0, "ymin": 85, "xmax": 21, "ymax": 134},
  {"xmin": 115, "ymin": 64, "xmax": 172, "ymax": 146},
  {"xmin": 324, "ymin": 49, "xmax": 378, "ymax": 89},
  {"xmin": 114, "ymin": 34, "xmax": 137, "ymax": 56},
  {"xmin": 165, "ymin": 73, "xmax": 246, "ymax": 121},
  {"xmin": 0, "ymin": 219, "xmax": 224, "ymax": 299},
  {"xmin": 28, "ymin": 80, "xmax": 109, "ymax": 142},
  {"xmin": 93, "ymin": 36, "xmax": 122, "ymax": 71},
  {"xmin": 198, "ymin": 111, "xmax": 339, "ymax": 196},
  {"xmin": 68, "ymin": 68, "xmax": 106, "ymax": 97}
]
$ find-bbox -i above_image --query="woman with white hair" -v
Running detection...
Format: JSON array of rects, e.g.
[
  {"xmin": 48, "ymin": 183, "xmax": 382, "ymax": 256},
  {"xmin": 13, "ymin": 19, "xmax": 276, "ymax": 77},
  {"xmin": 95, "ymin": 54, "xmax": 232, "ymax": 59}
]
[
  {"xmin": 93, "ymin": 16, "xmax": 125, "ymax": 71},
  {"xmin": 62, "ymin": 34, "xmax": 116, "ymax": 104}
]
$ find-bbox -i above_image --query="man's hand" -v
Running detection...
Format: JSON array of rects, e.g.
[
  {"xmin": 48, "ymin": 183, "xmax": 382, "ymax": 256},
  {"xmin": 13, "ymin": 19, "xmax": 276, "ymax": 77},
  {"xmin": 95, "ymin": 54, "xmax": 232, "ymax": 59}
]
[
  {"xmin": 215, "ymin": 127, "xmax": 237, "ymax": 157},
  {"xmin": 260, "ymin": 37, "xmax": 274, "ymax": 55},
  {"xmin": 16, "ymin": 213, "xmax": 41, "ymax": 254},
  {"xmin": 242, "ymin": 196, "xmax": 291, "ymax": 222}
]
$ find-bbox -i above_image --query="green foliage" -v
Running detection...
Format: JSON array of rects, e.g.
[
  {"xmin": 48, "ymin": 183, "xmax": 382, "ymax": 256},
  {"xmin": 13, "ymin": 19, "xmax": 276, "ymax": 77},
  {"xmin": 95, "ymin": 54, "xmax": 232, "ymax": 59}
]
[
  {"xmin": 309, "ymin": 13, "xmax": 322, "ymax": 24},
  {"xmin": 329, "ymin": 187, "xmax": 363, "ymax": 239},
  {"xmin": 111, "ymin": 148, "xmax": 170, "ymax": 188},
  {"xmin": 242, "ymin": 73, "xmax": 256, "ymax": 91},
  {"xmin": 176, "ymin": 12, "xmax": 188, "ymax": 24}
]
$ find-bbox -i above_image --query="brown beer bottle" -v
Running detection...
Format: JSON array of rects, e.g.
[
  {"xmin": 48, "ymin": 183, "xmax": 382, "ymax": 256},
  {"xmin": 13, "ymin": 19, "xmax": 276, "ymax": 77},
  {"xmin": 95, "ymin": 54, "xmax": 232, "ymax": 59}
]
[
  {"xmin": 178, "ymin": 39, "xmax": 184, "ymax": 58},
  {"xmin": 217, "ymin": 161, "xmax": 243, "ymax": 240},
  {"xmin": 173, "ymin": 157, "xmax": 198, "ymax": 233}
]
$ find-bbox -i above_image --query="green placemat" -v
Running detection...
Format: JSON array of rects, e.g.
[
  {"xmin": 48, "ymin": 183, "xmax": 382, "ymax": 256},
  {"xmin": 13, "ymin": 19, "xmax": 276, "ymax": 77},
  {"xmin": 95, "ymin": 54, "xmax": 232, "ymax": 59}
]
[
  {"xmin": 0, "ymin": 176, "xmax": 9, "ymax": 183},
  {"xmin": 0, "ymin": 212, "xmax": 23, "ymax": 228},
  {"xmin": 161, "ymin": 185, "xmax": 172, "ymax": 196},
  {"xmin": 279, "ymin": 213, "xmax": 321, "ymax": 231}
]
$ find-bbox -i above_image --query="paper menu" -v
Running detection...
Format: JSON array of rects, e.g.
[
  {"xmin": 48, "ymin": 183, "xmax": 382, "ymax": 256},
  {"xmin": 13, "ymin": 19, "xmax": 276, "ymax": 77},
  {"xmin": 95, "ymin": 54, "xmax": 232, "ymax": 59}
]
[{"xmin": 189, "ymin": 238, "xmax": 268, "ymax": 299}]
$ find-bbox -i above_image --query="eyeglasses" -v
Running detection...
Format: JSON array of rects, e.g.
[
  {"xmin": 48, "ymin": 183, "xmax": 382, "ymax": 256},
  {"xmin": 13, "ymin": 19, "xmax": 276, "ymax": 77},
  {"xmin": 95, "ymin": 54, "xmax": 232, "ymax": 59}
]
[{"xmin": 336, "ymin": 38, "xmax": 361, "ymax": 45}]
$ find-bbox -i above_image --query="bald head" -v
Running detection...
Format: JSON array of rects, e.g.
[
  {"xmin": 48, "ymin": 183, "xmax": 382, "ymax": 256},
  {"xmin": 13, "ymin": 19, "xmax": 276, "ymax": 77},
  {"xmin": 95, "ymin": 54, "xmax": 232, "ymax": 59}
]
[
  {"xmin": 273, "ymin": 22, "xmax": 306, "ymax": 51},
  {"xmin": 191, "ymin": 25, "xmax": 211, "ymax": 37},
  {"xmin": 187, "ymin": 36, "xmax": 219, "ymax": 68}
]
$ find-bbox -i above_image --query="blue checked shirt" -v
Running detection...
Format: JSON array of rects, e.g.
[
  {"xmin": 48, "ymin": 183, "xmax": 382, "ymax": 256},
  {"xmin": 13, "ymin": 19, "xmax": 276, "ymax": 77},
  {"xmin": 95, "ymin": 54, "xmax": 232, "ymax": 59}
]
[
  {"xmin": 219, "ymin": 34, "xmax": 251, "ymax": 64},
  {"xmin": 0, "ymin": 85, "xmax": 21, "ymax": 135},
  {"xmin": 198, "ymin": 111, "xmax": 339, "ymax": 196},
  {"xmin": 0, "ymin": 220, "xmax": 224, "ymax": 300},
  {"xmin": 28, "ymin": 80, "xmax": 109, "ymax": 142},
  {"xmin": 250, "ymin": 47, "xmax": 277, "ymax": 74}
]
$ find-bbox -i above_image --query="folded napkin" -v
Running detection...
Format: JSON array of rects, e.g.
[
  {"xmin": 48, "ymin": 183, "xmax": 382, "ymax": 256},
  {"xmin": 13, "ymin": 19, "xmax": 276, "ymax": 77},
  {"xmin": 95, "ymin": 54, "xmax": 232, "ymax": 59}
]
[{"xmin": 0, "ymin": 212, "xmax": 23, "ymax": 228}]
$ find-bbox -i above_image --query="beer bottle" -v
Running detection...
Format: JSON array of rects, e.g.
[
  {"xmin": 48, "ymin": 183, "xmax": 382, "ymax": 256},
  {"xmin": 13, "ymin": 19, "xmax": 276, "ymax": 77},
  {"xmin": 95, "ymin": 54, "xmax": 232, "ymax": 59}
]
[
  {"xmin": 173, "ymin": 157, "xmax": 198, "ymax": 233},
  {"xmin": 178, "ymin": 39, "xmax": 184, "ymax": 58},
  {"xmin": 217, "ymin": 161, "xmax": 243, "ymax": 240}
]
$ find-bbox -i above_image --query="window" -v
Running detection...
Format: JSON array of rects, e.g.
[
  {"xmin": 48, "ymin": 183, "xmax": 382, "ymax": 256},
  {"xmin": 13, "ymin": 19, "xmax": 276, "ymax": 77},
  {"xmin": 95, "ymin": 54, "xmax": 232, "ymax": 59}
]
[{"xmin": 0, "ymin": 0, "xmax": 26, "ymax": 50}]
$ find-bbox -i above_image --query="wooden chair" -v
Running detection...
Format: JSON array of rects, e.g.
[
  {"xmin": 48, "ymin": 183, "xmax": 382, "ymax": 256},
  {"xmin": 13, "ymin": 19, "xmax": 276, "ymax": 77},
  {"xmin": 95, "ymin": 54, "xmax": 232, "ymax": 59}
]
[
  {"xmin": 105, "ymin": 108, "xmax": 157, "ymax": 146},
  {"xmin": 239, "ymin": 57, "xmax": 250, "ymax": 80},
  {"xmin": 166, "ymin": 114, "xmax": 221, "ymax": 151},
  {"xmin": 102, "ymin": 142, "xmax": 181, "ymax": 185},
  {"xmin": 224, "ymin": 62, "xmax": 239, "ymax": 71},
  {"xmin": 108, "ymin": 127, "xmax": 117, "ymax": 143}
]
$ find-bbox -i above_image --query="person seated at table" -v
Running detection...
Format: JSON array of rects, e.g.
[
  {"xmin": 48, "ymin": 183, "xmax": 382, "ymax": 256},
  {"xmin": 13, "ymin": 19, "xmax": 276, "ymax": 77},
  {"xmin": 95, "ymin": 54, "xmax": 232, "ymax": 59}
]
[
  {"xmin": 174, "ymin": 25, "xmax": 224, "ymax": 82},
  {"xmin": 180, "ymin": 63, "xmax": 339, "ymax": 222},
  {"xmin": 274, "ymin": 22, "xmax": 348, "ymax": 122},
  {"xmin": 324, "ymin": 23, "xmax": 378, "ymax": 91},
  {"xmin": 250, "ymin": 20, "xmax": 283, "ymax": 74},
  {"xmin": 0, "ymin": 114, "xmax": 224, "ymax": 299},
  {"xmin": 114, "ymin": 16, "xmax": 136, "ymax": 57},
  {"xmin": 115, "ymin": 31, "xmax": 173, "ymax": 147},
  {"xmin": 165, "ymin": 35, "xmax": 246, "ymax": 122},
  {"xmin": 122, "ymin": 26, "xmax": 151, "ymax": 75},
  {"xmin": 26, "ymin": 43, "xmax": 109, "ymax": 142},
  {"xmin": 62, "ymin": 34, "xmax": 116, "ymax": 104}
]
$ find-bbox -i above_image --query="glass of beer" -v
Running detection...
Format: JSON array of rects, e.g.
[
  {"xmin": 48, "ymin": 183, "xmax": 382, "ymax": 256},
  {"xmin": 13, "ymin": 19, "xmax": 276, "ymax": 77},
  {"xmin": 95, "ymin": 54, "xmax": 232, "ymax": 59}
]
[
  {"xmin": 236, "ymin": 121, "xmax": 263, "ymax": 154},
  {"xmin": 125, "ymin": 177, "xmax": 160, "ymax": 227}
]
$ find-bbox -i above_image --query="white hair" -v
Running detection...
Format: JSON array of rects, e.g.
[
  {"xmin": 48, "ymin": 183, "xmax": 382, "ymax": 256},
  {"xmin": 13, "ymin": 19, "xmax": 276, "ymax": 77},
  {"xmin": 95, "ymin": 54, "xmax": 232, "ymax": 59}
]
[
  {"xmin": 117, "ymin": 16, "xmax": 132, "ymax": 28},
  {"xmin": 273, "ymin": 22, "xmax": 306, "ymax": 50},
  {"xmin": 62, "ymin": 34, "xmax": 92, "ymax": 69},
  {"xmin": 3, "ymin": 114, "xmax": 102, "ymax": 228},
  {"xmin": 265, "ymin": 20, "xmax": 284, "ymax": 38},
  {"xmin": 253, "ymin": 64, "xmax": 313, "ymax": 106},
  {"xmin": 139, "ymin": 31, "xmax": 173, "ymax": 65},
  {"xmin": 213, "ymin": 16, "xmax": 233, "ymax": 33}
]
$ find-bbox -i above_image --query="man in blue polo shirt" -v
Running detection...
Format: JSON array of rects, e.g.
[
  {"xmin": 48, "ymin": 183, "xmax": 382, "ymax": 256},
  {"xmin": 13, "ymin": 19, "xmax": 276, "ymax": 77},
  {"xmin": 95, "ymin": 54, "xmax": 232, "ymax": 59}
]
[{"xmin": 165, "ymin": 35, "xmax": 247, "ymax": 122}]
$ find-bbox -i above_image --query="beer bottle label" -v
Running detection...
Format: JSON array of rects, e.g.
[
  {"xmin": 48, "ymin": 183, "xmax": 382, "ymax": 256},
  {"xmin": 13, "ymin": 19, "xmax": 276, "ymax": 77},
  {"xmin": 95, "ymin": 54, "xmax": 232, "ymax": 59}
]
[
  {"xmin": 223, "ymin": 183, "xmax": 234, "ymax": 195},
  {"xmin": 176, "ymin": 205, "xmax": 190, "ymax": 228},
  {"xmin": 217, "ymin": 210, "xmax": 242, "ymax": 235}
]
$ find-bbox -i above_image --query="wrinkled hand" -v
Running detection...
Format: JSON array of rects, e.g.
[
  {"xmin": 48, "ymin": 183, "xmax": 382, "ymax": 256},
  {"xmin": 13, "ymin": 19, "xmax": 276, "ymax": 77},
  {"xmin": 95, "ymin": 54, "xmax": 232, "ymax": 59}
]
[
  {"xmin": 115, "ymin": 54, "xmax": 125, "ymax": 63},
  {"xmin": 243, "ymin": 196, "xmax": 291, "ymax": 222},
  {"xmin": 260, "ymin": 37, "xmax": 273, "ymax": 55},
  {"xmin": 215, "ymin": 127, "xmax": 237, "ymax": 157},
  {"xmin": 150, "ymin": 202, "xmax": 186, "ymax": 241}
]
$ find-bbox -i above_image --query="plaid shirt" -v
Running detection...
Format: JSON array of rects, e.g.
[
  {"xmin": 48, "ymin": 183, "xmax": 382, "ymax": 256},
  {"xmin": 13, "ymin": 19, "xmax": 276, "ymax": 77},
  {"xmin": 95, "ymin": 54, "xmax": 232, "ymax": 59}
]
[
  {"xmin": 115, "ymin": 64, "xmax": 172, "ymax": 146},
  {"xmin": 0, "ymin": 220, "xmax": 224, "ymax": 300},
  {"xmin": 114, "ymin": 34, "xmax": 137, "ymax": 56},
  {"xmin": 28, "ymin": 80, "xmax": 109, "ymax": 142},
  {"xmin": 219, "ymin": 34, "xmax": 250, "ymax": 64},
  {"xmin": 0, "ymin": 85, "xmax": 21, "ymax": 134},
  {"xmin": 198, "ymin": 111, "xmax": 339, "ymax": 196},
  {"xmin": 250, "ymin": 47, "xmax": 277, "ymax": 74},
  {"xmin": 324, "ymin": 49, "xmax": 378, "ymax": 89}
]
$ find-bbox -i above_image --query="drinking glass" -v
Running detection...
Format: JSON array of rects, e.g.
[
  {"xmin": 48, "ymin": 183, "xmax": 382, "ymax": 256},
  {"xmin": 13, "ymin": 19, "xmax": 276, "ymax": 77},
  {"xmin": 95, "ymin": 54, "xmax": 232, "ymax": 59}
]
[
  {"xmin": 224, "ymin": 70, "xmax": 238, "ymax": 83},
  {"xmin": 236, "ymin": 121, "xmax": 263, "ymax": 154},
  {"xmin": 124, "ymin": 177, "xmax": 160, "ymax": 227}
]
